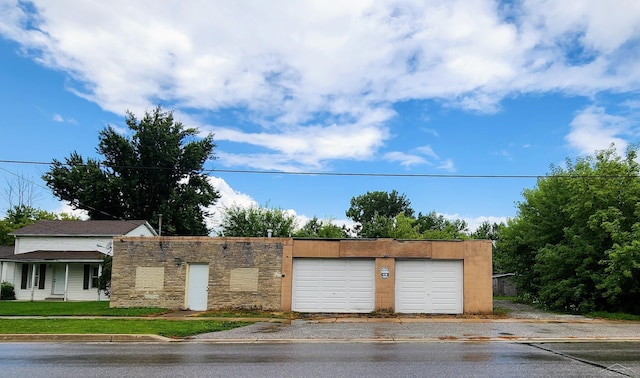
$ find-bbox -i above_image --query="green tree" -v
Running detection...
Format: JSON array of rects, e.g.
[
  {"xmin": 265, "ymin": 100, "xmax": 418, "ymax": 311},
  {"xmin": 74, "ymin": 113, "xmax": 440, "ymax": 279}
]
[
  {"xmin": 43, "ymin": 106, "xmax": 219, "ymax": 235},
  {"xmin": 293, "ymin": 217, "xmax": 347, "ymax": 238},
  {"xmin": 219, "ymin": 204, "xmax": 297, "ymax": 237},
  {"xmin": 0, "ymin": 205, "xmax": 75, "ymax": 245},
  {"xmin": 415, "ymin": 211, "xmax": 468, "ymax": 239},
  {"xmin": 496, "ymin": 145, "xmax": 640, "ymax": 314},
  {"xmin": 346, "ymin": 190, "xmax": 414, "ymax": 237}
]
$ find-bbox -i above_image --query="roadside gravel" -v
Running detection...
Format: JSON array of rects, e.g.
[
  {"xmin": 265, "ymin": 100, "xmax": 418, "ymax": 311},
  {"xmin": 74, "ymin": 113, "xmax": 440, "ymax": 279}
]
[{"xmin": 493, "ymin": 299, "xmax": 589, "ymax": 320}]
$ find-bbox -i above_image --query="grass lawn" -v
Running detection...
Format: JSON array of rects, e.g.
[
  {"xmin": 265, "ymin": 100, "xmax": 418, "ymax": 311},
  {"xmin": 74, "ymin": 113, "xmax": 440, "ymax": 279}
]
[
  {"xmin": 586, "ymin": 311, "xmax": 640, "ymax": 321},
  {"xmin": 0, "ymin": 301, "xmax": 166, "ymax": 316},
  {"xmin": 0, "ymin": 318, "xmax": 252, "ymax": 338}
]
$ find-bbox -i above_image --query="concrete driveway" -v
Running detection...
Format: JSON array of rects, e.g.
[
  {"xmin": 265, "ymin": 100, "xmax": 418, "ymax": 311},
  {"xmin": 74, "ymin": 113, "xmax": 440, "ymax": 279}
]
[{"xmin": 193, "ymin": 301, "xmax": 640, "ymax": 343}]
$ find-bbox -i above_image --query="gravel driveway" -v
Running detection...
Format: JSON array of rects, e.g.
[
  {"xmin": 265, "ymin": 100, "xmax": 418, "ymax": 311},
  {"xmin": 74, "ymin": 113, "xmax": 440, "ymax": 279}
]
[{"xmin": 493, "ymin": 299, "xmax": 588, "ymax": 320}]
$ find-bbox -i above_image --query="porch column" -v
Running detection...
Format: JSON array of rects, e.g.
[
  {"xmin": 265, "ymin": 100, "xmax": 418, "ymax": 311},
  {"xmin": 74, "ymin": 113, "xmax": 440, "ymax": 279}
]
[
  {"xmin": 30, "ymin": 263, "xmax": 36, "ymax": 301},
  {"xmin": 97, "ymin": 264, "xmax": 103, "ymax": 301},
  {"xmin": 64, "ymin": 263, "xmax": 69, "ymax": 302},
  {"xmin": 0, "ymin": 261, "xmax": 3, "ymax": 299}
]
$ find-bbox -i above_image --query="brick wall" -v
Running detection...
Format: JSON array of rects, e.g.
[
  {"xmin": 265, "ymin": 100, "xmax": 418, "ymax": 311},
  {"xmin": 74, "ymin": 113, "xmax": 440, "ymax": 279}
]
[{"xmin": 110, "ymin": 237, "xmax": 286, "ymax": 310}]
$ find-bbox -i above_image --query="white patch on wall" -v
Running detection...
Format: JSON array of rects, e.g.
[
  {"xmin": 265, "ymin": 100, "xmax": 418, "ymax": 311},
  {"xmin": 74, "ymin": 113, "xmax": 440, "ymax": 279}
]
[
  {"xmin": 135, "ymin": 267, "xmax": 165, "ymax": 291},
  {"xmin": 229, "ymin": 268, "xmax": 259, "ymax": 292}
]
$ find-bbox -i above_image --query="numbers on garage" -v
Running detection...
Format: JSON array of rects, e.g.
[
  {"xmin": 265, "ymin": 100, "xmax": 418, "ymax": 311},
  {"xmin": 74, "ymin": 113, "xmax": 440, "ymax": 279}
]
[{"xmin": 292, "ymin": 259, "xmax": 375, "ymax": 313}]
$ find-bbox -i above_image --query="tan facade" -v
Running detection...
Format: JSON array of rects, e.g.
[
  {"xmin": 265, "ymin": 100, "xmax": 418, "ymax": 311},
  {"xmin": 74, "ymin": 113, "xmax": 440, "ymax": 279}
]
[
  {"xmin": 110, "ymin": 237, "xmax": 492, "ymax": 314},
  {"xmin": 286, "ymin": 239, "xmax": 492, "ymax": 314}
]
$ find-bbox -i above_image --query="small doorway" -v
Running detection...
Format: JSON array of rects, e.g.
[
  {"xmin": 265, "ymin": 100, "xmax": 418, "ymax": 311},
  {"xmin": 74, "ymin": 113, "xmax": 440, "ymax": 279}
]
[
  {"xmin": 52, "ymin": 265, "xmax": 66, "ymax": 295},
  {"xmin": 187, "ymin": 264, "xmax": 209, "ymax": 311}
]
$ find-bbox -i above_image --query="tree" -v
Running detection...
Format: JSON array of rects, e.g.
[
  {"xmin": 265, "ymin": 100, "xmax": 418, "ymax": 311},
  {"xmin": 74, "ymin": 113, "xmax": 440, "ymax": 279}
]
[
  {"xmin": 470, "ymin": 221, "xmax": 503, "ymax": 241},
  {"xmin": 0, "ymin": 205, "xmax": 76, "ymax": 245},
  {"xmin": 496, "ymin": 145, "xmax": 640, "ymax": 314},
  {"xmin": 43, "ymin": 106, "xmax": 219, "ymax": 235},
  {"xmin": 415, "ymin": 211, "xmax": 468, "ymax": 239},
  {"xmin": 218, "ymin": 204, "xmax": 297, "ymax": 237},
  {"xmin": 293, "ymin": 217, "xmax": 347, "ymax": 238},
  {"xmin": 346, "ymin": 190, "xmax": 414, "ymax": 237}
]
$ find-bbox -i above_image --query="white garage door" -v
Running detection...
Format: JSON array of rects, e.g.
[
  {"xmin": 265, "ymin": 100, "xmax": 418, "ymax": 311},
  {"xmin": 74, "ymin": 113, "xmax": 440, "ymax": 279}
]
[
  {"xmin": 395, "ymin": 260, "xmax": 463, "ymax": 314},
  {"xmin": 292, "ymin": 259, "xmax": 375, "ymax": 313}
]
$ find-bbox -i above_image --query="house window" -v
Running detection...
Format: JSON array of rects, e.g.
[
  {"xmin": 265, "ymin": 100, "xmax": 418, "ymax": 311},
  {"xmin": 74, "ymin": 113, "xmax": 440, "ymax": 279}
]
[
  {"xmin": 83, "ymin": 264, "xmax": 101, "ymax": 290},
  {"xmin": 20, "ymin": 264, "xmax": 46, "ymax": 290},
  {"xmin": 91, "ymin": 266, "xmax": 100, "ymax": 288}
]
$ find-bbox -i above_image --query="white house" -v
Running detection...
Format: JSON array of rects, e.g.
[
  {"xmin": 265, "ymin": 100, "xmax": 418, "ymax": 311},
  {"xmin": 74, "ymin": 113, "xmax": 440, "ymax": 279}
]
[{"xmin": 0, "ymin": 220, "xmax": 156, "ymax": 301}]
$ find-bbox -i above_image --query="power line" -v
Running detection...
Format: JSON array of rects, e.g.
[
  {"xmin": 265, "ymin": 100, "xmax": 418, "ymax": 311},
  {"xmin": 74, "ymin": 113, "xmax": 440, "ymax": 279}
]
[{"xmin": 2, "ymin": 159, "xmax": 638, "ymax": 179}]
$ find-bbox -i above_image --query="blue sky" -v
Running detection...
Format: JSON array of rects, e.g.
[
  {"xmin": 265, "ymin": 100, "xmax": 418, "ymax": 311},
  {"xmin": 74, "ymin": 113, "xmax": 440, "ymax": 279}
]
[{"xmin": 1, "ymin": 0, "xmax": 639, "ymax": 232}]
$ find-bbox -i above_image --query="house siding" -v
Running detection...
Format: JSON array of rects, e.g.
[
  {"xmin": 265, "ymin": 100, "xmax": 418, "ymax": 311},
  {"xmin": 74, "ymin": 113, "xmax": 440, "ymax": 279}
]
[
  {"xmin": 15, "ymin": 237, "xmax": 115, "ymax": 255},
  {"xmin": 13, "ymin": 263, "xmax": 107, "ymax": 301}
]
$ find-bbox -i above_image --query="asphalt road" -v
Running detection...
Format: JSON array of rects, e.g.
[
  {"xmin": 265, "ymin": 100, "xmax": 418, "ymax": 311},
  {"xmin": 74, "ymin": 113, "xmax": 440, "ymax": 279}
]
[{"xmin": 0, "ymin": 342, "xmax": 638, "ymax": 377}]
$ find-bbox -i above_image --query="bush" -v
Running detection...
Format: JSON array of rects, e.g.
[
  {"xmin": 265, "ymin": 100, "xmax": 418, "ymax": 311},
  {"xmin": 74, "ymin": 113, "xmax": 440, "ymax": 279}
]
[{"xmin": 1, "ymin": 282, "xmax": 16, "ymax": 300}]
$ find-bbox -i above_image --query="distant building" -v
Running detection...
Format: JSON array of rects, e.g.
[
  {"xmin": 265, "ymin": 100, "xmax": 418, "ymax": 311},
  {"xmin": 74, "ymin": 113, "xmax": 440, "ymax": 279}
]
[{"xmin": 493, "ymin": 273, "xmax": 517, "ymax": 296}]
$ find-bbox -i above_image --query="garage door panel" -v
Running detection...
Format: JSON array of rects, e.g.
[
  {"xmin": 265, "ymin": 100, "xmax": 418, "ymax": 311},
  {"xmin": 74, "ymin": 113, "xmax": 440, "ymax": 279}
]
[
  {"xmin": 395, "ymin": 260, "xmax": 463, "ymax": 314},
  {"xmin": 292, "ymin": 259, "xmax": 375, "ymax": 313}
]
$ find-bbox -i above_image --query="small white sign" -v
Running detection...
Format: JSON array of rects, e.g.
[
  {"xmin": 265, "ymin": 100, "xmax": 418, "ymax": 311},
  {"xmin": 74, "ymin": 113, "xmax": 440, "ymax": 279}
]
[{"xmin": 381, "ymin": 267, "xmax": 390, "ymax": 279}]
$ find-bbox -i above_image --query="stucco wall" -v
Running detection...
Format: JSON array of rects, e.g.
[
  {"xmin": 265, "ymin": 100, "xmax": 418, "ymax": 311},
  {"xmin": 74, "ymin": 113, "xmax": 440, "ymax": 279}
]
[
  {"xmin": 110, "ymin": 237, "xmax": 287, "ymax": 310},
  {"xmin": 287, "ymin": 239, "xmax": 493, "ymax": 314}
]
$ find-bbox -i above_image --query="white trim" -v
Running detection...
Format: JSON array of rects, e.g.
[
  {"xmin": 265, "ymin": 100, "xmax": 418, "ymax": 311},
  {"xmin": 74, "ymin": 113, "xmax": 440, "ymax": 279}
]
[{"xmin": 64, "ymin": 264, "xmax": 69, "ymax": 301}]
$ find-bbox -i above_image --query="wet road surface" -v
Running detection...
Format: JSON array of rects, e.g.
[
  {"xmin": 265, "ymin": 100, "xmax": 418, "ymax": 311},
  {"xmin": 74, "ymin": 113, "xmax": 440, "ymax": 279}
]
[{"xmin": 0, "ymin": 342, "xmax": 637, "ymax": 377}]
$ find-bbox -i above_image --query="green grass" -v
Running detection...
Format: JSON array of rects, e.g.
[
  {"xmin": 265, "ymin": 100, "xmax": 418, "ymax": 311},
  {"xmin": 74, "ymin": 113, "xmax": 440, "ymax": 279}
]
[
  {"xmin": 0, "ymin": 319, "xmax": 252, "ymax": 338},
  {"xmin": 586, "ymin": 311, "xmax": 640, "ymax": 321},
  {"xmin": 0, "ymin": 301, "xmax": 166, "ymax": 316},
  {"xmin": 197, "ymin": 308, "xmax": 289, "ymax": 319},
  {"xmin": 492, "ymin": 296, "xmax": 517, "ymax": 301}
]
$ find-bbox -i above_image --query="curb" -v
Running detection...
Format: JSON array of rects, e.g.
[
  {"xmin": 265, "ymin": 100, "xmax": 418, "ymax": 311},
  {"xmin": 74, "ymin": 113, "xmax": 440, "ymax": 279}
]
[
  {"xmin": 3, "ymin": 335, "xmax": 639, "ymax": 343},
  {"xmin": 0, "ymin": 334, "xmax": 175, "ymax": 342},
  {"xmin": 182, "ymin": 336, "xmax": 640, "ymax": 344}
]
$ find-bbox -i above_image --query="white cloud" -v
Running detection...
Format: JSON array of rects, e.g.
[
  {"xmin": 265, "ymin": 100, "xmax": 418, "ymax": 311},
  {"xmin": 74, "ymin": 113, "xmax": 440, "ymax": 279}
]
[
  {"xmin": 441, "ymin": 213, "xmax": 508, "ymax": 233},
  {"xmin": 383, "ymin": 152, "xmax": 427, "ymax": 168},
  {"xmin": 566, "ymin": 106, "xmax": 630, "ymax": 154},
  {"xmin": 3, "ymin": 0, "xmax": 640, "ymax": 169},
  {"xmin": 52, "ymin": 113, "xmax": 64, "ymax": 122},
  {"xmin": 205, "ymin": 176, "xmax": 258, "ymax": 231},
  {"xmin": 437, "ymin": 159, "xmax": 456, "ymax": 172},
  {"xmin": 55, "ymin": 202, "xmax": 89, "ymax": 220},
  {"xmin": 415, "ymin": 145, "xmax": 439, "ymax": 160}
]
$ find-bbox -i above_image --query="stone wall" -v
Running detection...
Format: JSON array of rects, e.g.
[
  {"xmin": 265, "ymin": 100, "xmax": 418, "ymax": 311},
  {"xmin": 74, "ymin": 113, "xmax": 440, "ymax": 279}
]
[{"xmin": 110, "ymin": 237, "xmax": 286, "ymax": 310}]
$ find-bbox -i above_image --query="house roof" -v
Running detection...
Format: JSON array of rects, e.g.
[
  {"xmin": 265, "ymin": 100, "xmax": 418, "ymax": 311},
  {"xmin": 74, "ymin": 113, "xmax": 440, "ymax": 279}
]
[
  {"xmin": 0, "ymin": 245, "xmax": 14, "ymax": 258},
  {"xmin": 1, "ymin": 250, "xmax": 106, "ymax": 262},
  {"xmin": 10, "ymin": 220, "xmax": 155, "ymax": 237}
]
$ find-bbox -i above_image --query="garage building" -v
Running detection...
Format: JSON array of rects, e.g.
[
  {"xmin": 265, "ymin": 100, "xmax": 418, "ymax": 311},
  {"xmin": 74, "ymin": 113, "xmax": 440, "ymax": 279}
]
[{"xmin": 111, "ymin": 237, "xmax": 492, "ymax": 314}]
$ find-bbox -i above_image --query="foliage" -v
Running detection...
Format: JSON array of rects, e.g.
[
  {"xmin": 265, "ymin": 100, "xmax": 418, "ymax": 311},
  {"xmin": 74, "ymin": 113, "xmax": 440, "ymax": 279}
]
[
  {"xmin": 0, "ymin": 319, "xmax": 251, "ymax": 337},
  {"xmin": 219, "ymin": 204, "xmax": 297, "ymax": 237},
  {"xmin": 293, "ymin": 217, "xmax": 347, "ymax": 238},
  {"xmin": 0, "ymin": 301, "xmax": 165, "ymax": 316},
  {"xmin": 0, "ymin": 205, "xmax": 78, "ymax": 246},
  {"xmin": 496, "ymin": 145, "xmax": 640, "ymax": 314},
  {"xmin": 471, "ymin": 221, "xmax": 503, "ymax": 240},
  {"xmin": 98, "ymin": 255, "xmax": 112, "ymax": 296},
  {"xmin": 1, "ymin": 282, "xmax": 15, "ymax": 300},
  {"xmin": 346, "ymin": 190, "xmax": 414, "ymax": 236},
  {"xmin": 43, "ymin": 106, "xmax": 219, "ymax": 235}
]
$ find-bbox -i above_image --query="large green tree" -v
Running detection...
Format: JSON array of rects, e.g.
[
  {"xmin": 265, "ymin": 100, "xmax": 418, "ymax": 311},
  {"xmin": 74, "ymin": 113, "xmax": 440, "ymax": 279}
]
[
  {"xmin": 218, "ymin": 204, "xmax": 297, "ymax": 237},
  {"xmin": 43, "ymin": 106, "xmax": 219, "ymax": 235},
  {"xmin": 496, "ymin": 146, "xmax": 640, "ymax": 314},
  {"xmin": 346, "ymin": 190, "xmax": 414, "ymax": 237}
]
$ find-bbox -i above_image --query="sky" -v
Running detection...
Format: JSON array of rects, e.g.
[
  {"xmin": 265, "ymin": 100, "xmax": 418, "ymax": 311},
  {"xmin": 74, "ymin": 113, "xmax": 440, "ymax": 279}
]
[{"xmin": 1, "ymin": 0, "xmax": 640, "ymax": 233}]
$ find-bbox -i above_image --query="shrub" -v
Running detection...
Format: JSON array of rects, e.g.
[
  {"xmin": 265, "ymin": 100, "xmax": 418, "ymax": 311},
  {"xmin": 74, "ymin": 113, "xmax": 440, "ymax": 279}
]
[{"xmin": 1, "ymin": 282, "xmax": 16, "ymax": 300}]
